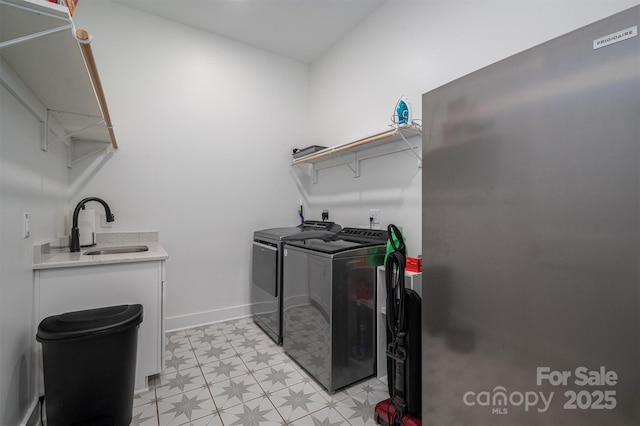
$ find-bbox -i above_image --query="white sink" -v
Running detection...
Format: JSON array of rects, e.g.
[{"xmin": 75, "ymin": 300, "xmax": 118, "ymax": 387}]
[{"xmin": 84, "ymin": 245, "xmax": 149, "ymax": 255}]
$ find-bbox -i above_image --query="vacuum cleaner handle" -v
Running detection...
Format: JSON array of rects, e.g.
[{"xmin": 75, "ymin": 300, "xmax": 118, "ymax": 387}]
[{"xmin": 387, "ymin": 224, "xmax": 406, "ymax": 258}]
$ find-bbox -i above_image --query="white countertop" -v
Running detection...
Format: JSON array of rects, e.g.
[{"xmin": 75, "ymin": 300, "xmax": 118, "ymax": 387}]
[{"xmin": 33, "ymin": 231, "xmax": 169, "ymax": 270}]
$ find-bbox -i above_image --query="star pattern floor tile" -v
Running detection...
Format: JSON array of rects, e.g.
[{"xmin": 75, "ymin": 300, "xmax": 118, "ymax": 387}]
[
  {"xmin": 129, "ymin": 317, "xmax": 391, "ymax": 425},
  {"xmin": 268, "ymin": 381, "xmax": 329, "ymax": 423},
  {"xmin": 157, "ymin": 387, "xmax": 218, "ymax": 426},
  {"xmin": 155, "ymin": 366, "xmax": 209, "ymax": 400},
  {"xmin": 201, "ymin": 355, "xmax": 251, "ymax": 384},
  {"xmin": 207, "ymin": 373, "xmax": 265, "ymax": 411},
  {"xmin": 194, "ymin": 341, "xmax": 238, "ymax": 364},
  {"xmin": 164, "ymin": 348, "xmax": 200, "ymax": 373},
  {"xmin": 251, "ymin": 362, "xmax": 306, "ymax": 394},
  {"xmin": 218, "ymin": 396, "xmax": 284, "ymax": 426}
]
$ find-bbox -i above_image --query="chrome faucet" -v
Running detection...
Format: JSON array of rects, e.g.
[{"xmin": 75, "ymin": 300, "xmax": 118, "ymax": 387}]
[{"xmin": 70, "ymin": 197, "xmax": 115, "ymax": 252}]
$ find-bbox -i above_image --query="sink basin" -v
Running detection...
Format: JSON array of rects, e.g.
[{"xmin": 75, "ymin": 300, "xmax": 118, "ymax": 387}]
[{"xmin": 84, "ymin": 245, "xmax": 149, "ymax": 255}]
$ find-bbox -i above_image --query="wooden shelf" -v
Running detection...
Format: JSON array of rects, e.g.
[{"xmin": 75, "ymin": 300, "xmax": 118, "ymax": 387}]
[
  {"xmin": 292, "ymin": 123, "xmax": 422, "ymax": 182},
  {"xmin": 292, "ymin": 123, "xmax": 421, "ymax": 166},
  {"xmin": 0, "ymin": 0, "xmax": 117, "ymax": 152}
]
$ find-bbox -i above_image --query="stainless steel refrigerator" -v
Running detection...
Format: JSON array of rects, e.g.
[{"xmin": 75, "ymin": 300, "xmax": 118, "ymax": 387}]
[{"xmin": 422, "ymin": 6, "xmax": 639, "ymax": 425}]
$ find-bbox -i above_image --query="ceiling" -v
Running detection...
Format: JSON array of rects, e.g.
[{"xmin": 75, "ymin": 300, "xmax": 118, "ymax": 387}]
[{"xmin": 113, "ymin": 0, "xmax": 386, "ymax": 63}]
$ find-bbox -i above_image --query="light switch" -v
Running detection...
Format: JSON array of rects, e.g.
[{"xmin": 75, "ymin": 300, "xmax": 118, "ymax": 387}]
[{"xmin": 23, "ymin": 212, "xmax": 30, "ymax": 239}]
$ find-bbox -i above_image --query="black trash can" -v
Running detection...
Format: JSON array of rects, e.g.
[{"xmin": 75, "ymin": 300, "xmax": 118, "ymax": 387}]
[{"xmin": 36, "ymin": 304, "xmax": 143, "ymax": 426}]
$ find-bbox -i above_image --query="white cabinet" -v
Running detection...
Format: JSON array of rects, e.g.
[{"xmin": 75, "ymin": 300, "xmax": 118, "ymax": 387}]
[
  {"xmin": 376, "ymin": 266, "xmax": 422, "ymax": 380},
  {"xmin": 34, "ymin": 260, "xmax": 165, "ymax": 392}
]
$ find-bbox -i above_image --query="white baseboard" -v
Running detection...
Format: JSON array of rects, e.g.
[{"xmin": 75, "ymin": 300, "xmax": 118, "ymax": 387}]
[{"xmin": 165, "ymin": 304, "xmax": 252, "ymax": 332}]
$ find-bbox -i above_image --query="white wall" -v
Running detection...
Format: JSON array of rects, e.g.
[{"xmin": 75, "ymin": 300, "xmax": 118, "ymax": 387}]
[
  {"xmin": 71, "ymin": 1, "xmax": 309, "ymax": 327},
  {"xmin": 0, "ymin": 84, "xmax": 68, "ymax": 425},
  {"xmin": 306, "ymin": 0, "xmax": 639, "ymax": 256}
]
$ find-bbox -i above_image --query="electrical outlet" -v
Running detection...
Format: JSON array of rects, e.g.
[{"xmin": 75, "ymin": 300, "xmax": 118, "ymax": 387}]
[{"xmin": 369, "ymin": 209, "xmax": 380, "ymax": 224}]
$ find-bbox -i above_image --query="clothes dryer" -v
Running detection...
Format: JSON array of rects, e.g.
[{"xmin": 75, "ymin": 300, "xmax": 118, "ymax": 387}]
[{"xmin": 251, "ymin": 220, "xmax": 341, "ymax": 345}]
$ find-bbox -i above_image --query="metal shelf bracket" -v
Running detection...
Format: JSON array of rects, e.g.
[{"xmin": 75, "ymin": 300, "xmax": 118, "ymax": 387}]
[
  {"xmin": 346, "ymin": 152, "xmax": 361, "ymax": 178},
  {"xmin": 43, "ymin": 109, "xmax": 105, "ymax": 152},
  {"xmin": 67, "ymin": 138, "xmax": 112, "ymax": 169},
  {"xmin": 397, "ymin": 125, "xmax": 423, "ymax": 168}
]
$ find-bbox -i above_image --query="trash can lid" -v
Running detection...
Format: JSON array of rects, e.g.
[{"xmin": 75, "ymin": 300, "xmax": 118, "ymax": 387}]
[{"xmin": 36, "ymin": 304, "xmax": 143, "ymax": 342}]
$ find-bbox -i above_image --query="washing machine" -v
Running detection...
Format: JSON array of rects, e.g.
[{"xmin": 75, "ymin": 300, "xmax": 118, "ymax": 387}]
[
  {"xmin": 282, "ymin": 228, "xmax": 388, "ymax": 392},
  {"xmin": 251, "ymin": 220, "xmax": 341, "ymax": 345}
]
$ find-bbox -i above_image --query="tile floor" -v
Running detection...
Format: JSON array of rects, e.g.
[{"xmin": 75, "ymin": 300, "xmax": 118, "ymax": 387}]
[{"xmin": 132, "ymin": 317, "xmax": 389, "ymax": 425}]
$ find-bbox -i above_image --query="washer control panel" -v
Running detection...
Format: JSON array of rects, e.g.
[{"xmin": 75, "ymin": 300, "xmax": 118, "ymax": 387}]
[{"xmin": 338, "ymin": 228, "xmax": 388, "ymax": 242}]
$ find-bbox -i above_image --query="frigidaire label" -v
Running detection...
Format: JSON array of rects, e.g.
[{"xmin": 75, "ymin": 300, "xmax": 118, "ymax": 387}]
[
  {"xmin": 593, "ymin": 25, "xmax": 637, "ymax": 49},
  {"xmin": 462, "ymin": 366, "xmax": 618, "ymax": 415}
]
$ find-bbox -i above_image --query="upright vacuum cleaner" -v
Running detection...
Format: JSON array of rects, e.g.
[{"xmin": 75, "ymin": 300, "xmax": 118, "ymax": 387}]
[{"xmin": 375, "ymin": 224, "xmax": 422, "ymax": 426}]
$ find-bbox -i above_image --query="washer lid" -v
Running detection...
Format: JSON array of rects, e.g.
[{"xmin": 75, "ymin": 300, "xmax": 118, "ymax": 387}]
[{"xmin": 286, "ymin": 238, "xmax": 385, "ymax": 254}]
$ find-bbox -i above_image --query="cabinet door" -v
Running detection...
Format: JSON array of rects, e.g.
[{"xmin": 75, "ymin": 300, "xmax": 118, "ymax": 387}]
[{"xmin": 35, "ymin": 261, "xmax": 162, "ymax": 391}]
